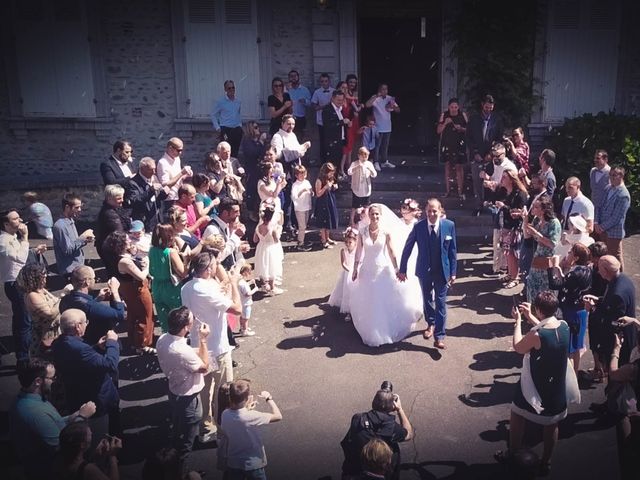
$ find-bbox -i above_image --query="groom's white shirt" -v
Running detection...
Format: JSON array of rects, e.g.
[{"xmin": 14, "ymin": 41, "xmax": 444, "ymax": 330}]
[{"xmin": 428, "ymin": 221, "xmax": 440, "ymax": 235}]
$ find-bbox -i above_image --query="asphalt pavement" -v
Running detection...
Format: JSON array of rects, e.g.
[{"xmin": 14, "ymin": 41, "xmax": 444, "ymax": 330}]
[{"xmin": 2, "ymin": 198, "xmax": 640, "ymax": 479}]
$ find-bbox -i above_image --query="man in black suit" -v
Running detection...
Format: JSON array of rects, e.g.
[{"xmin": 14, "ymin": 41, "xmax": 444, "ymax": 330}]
[
  {"xmin": 100, "ymin": 140, "xmax": 135, "ymax": 187},
  {"xmin": 466, "ymin": 94, "xmax": 504, "ymax": 214},
  {"xmin": 584, "ymin": 255, "xmax": 637, "ymax": 365},
  {"xmin": 321, "ymin": 90, "xmax": 351, "ymax": 170},
  {"xmin": 123, "ymin": 157, "xmax": 167, "ymax": 232}
]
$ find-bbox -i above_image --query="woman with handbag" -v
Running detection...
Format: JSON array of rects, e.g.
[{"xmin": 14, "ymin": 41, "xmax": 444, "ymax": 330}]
[
  {"xmin": 523, "ymin": 196, "xmax": 561, "ymax": 302},
  {"xmin": 149, "ymin": 224, "xmax": 187, "ymax": 332}
]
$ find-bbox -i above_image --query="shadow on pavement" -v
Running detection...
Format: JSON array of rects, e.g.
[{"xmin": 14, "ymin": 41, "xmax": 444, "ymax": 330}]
[
  {"xmin": 400, "ymin": 459, "xmax": 511, "ymax": 479},
  {"xmin": 468, "ymin": 351, "xmax": 522, "ymax": 371},
  {"xmin": 278, "ymin": 313, "xmax": 442, "ymax": 360},
  {"xmin": 458, "ymin": 373, "xmax": 520, "ymax": 408},
  {"xmin": 447, "ymin": 321, "xmax": 514, "ymax": 340}
]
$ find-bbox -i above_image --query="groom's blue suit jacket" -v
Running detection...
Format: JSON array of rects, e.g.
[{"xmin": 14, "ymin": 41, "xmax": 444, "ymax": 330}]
[{"xmin": 399, "ymin": 218, "xmax": 457, "ymax": 280}]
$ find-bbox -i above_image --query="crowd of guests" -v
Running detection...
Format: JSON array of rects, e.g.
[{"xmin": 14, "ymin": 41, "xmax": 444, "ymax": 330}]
[{"xmin": 1, "ymin": 79, "xmax": 637, "ymax": 479}]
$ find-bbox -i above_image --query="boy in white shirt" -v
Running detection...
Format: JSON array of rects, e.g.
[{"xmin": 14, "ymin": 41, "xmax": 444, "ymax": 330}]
[
  {"xmin": 291, "ymin": 165, "xmax": 314, "ymax": 252},
  {"xmin": 238, "ymin": 265, "xmax": 259, "ymax": 337},
  {"xmin": 348, "ymin": 147, "xmax": 378, "ymax": 227}
]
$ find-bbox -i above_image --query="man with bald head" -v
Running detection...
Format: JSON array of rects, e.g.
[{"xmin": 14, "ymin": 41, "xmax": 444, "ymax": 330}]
[
  {"xmin": 157, "ymin": 137, "xmax": 193, "ymax": 206},
  {"xmin": 561, "ymin": 177, "xmax": 594, "ymax": 233},
  {"xmin": 124, "ymin": 156, "xmax": 168, "ymax": 231},
  {"xmin": 584, "ymin": 255, "xmax": 636, "ymax": 365},
  {"xmin": 52, "ymin": 308, "xmax": 120, "ymax": 437}
]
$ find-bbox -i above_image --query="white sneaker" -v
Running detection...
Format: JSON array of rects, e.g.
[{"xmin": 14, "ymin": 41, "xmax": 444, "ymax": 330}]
[
  {"xmin": 382, "ymin": 161, "xmax": 396, "ymax": 169},
  {"xmin": 374, "ymin": 162, "xmax": 382, "ymax": 172},
  {"xmin": 198, "ymin": 430, "xmax": 217, "ymax": 443},
  {"xmin": 240, "ymin": 328, "xmax": 256, "ymax": 337}
]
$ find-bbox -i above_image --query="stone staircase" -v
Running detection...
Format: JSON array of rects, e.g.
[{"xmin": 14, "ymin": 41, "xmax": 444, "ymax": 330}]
[{"xmin": 332, "ymin": 154, "xmax": 494, "ymax": 242}]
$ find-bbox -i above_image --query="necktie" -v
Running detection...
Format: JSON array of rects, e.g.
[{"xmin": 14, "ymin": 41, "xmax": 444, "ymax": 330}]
[
  {"xmin": 323, "ymin": 90, "xmax": 330, "ymax": 93},
  {"xmin": 564, "ymin": 200, "xmax": 574, "ymax": 230},
  {"xmin": 430, "ymin": 225, "xmax": 437, "ymax": 240},
  {"xmin": 482, "ymin": 118, "xmax": 489, "ymax": 142}
]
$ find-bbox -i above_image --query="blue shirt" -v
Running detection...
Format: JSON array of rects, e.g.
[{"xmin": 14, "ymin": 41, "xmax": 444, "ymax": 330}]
[
  {"xmin": 10, "ymin": 392, "xmax": 68, "ymax": 478},
  {"xmin": 287, "ymin": 85, "xmax": 311, "ymax": 117},
  {"xmin": 60, "ymin": 291, "xmax": 125, "ymax": 346},
  {"xmin": 211, "ymin": 94, "xmax": 242, "ymax": 130},
  {"xmin": 52, "ymin": 217, "xmax": 86, "ymax": 275}
]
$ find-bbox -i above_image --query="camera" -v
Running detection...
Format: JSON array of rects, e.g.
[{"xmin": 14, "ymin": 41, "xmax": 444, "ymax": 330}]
[
  {"xmin": 611, "ymin": 320, "xmax": 625, "ymax": 333},
  {"xmin": 380, "ymin": 380, "xmax": 393, "ymax": 392}
]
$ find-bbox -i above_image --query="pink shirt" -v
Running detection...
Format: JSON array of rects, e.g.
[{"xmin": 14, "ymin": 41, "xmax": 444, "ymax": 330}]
[{"xmin": 184, "ymin": 203, "xmax": 201, "ymax": 239}]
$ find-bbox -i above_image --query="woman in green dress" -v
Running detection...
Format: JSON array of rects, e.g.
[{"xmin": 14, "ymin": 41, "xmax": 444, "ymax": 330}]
[
  {"xmin": 524, "ymin": 196, "xmax": 561, "ymax": 302},
  {"xmin": 149, "ymin": 224, "xmax": 187, "ymax": 332}
]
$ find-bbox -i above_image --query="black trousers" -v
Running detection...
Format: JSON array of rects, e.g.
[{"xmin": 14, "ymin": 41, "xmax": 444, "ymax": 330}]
[{"xmin": 220, "ymin": 126, "xmax": 243, "ymax": 158}]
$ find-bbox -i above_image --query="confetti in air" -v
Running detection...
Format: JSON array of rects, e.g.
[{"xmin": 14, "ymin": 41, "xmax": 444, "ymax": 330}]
[{"xmin": 429, "ymin": 61, "xmax": 437, "ymax": 70}]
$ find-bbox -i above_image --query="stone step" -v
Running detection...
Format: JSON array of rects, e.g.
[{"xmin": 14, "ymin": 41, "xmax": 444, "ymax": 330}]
[
  {"xmin": 334, "ymin": 189, "xmax": 477, "ymax": 211},
  {"xmin": 334, "ymin": 206, "xmax": 492, "ymax": 228}
]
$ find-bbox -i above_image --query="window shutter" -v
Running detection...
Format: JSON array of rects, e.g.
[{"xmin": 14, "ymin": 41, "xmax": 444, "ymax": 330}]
[
  {"xmin": 189, "ymin": 0, "xmax": 216, "ymax": 23},
  {"xmin": 589, "ymin": 0, "xmax": 617, "ymax": 29},
  {"xmin": 553, "ymin": 1, "xmax": 580, "ymax": 29},
  {"xmin": 224, "ymin": 0, "xmax": 251, "ymax": 24}
]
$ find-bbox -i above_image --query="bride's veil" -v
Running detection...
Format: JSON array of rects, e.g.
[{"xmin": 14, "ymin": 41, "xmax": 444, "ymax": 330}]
[{"xmin": 370, "ymin": 203, "xmax": 410, "ymax": 256}]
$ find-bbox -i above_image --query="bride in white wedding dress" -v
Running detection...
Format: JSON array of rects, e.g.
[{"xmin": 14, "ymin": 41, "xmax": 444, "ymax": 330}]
[{"xmin": 350, "ymin": 204, "xmax": 422, "ymax": 347}]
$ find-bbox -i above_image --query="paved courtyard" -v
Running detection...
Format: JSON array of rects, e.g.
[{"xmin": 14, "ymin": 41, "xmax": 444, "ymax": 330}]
[{"xmin": 1, "ymin": 173, "xmax": 639, "ymax": 478}]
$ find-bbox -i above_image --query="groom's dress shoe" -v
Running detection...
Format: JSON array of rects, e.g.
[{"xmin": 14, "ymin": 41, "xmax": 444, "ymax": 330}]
[
  {"xmin": 423, "ymin": 327, "xmax": 434, "ymax": 339},
  {"xmin": 434, "ymin": 340, "xmax": 447, "ymax": 350}
]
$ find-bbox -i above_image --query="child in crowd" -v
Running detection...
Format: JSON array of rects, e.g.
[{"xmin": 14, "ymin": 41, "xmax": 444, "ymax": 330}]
[
  {"xmin": 291, "ymin": 165, "xmax": 314, "ymax": 252},
  {"xmin": 253, "ymin": 203, "xmax": 284, "ymax": 295},
  {"xmin": 328, "ymin": 227, "xmax": 358, "ymax": 321},
  {"xmin": 193, "ymin": 172, "xmax": 220, "ymax": 225},
  {"xmin": 22, "ymin": 191, "xmax": 53, "ymax": 239},
  {"xmin": 347, "ymin": 147, "xmax": 377, "ymax": 227},
  {"xmin": 238, "ymin": 264, "xmax": 259, "ymax": 336},
  {"xmin": 128, "ymin": 220, "xmax": 152, "ymax": 260},
  {"xmin": 314, "ymin": 162, "xmax": 339, "ymax": 249},
  {"xmin": 359, "ymin": 116, "xmax": 379, "ymax": 171}
]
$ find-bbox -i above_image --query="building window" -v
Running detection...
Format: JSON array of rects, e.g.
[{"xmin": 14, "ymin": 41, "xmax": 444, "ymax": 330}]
[
  {"xmin": 12, "ymin": 0, "xmax": 96, "ymax": 117},
  {"xmin": 181, "ymin": 0, "xmax": 261, "ymax": 119}
]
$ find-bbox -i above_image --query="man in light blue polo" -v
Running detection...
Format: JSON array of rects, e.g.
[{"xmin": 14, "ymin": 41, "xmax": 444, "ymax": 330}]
[
  {"xmin": 211, "ymin": 80, "xmax": 243, "ymax": 157},
  {"xmin": 287, "ymin": 69, "xmax": 311, "ymax": 141}
]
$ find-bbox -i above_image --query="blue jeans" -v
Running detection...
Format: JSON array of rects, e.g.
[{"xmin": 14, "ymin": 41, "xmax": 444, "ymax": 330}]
[
  {"xmin": 4, "ymin": 281, "xmax": 31, "ymax": 363},
  {"xmin": 168, "ymin": 390, "xmax": 202, "ymax": 466},
  {"xmin": 226, "ymin": 467, "xmax": 267, "ymax": 480},
  {"xmin": 519, "ymin": 240, "xmax": 535, "ymax": 290},
  {"xmin": 375, "ymin": 132, "xmax": 391, "ymax": 164}
]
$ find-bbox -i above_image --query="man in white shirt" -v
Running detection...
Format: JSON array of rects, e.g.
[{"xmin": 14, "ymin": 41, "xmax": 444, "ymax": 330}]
[
  {"xmin": 365, "ymin": 84, "xmax": 400, "ymax": 170},
  {"xmin": 222, "ymin": 379, "xmax": 282, "ymax": 478},
  {"xmin": 561, "ymin": 177, "xmax": 594, "ymax": 232},
  {"xmin": 0, "ymin": 209, "xmax": 46, "ymax": 367},
  {"xmin": 156, "ymin": 137, "xmax": 192, "ymax": 204},
  {"xmin": 156, "ymin": 306, "xmax": 210, "ymax": 466},
  {"xmin": 271, "ymin": 115, "xmax": 311, "ymax": 166},
  {"xmin": 311, "ymin": 73, "xmax": 334, "ymax": 162},
  {"xmin": 481, "ymin": 144, "xmax": 517, "ymax": 192},
  {"xmin": 181, "ymin": 252, "xmax": 242, "ymax": 443}
]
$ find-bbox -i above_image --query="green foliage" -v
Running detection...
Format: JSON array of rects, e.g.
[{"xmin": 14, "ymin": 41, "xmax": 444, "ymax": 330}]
[
  {"xmin": 446, "ymin": 0, "xmax": 541, "ymax": 126},
  {"xmin": 548, "ymin": 112, "xmax": 640, "ymax": 232}
]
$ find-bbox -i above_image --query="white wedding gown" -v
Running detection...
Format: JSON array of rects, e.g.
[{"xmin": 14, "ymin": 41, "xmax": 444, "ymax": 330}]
[{"xmin": 350, "ymin": 224, "xmax": 422, "ymax": 347}]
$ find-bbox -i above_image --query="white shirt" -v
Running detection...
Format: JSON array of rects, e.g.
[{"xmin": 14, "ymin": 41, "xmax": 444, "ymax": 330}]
[
  {"xmin": 157, "ymin": 153, "xmax": 182, "ymax": 200},
  {"xmin": 113, "ymin": 155, "xmax": 134, "ymax": 178},
  {"xmin": 222, "ymin": 407, "xmax": 272, "ymax": 470},
  {"xmin": 310, "ymin": 87, "xmax": 333, "ymax": 125},
  {"xmin": 202, "ymin": 217, "xmax": 242, "ymax": 266},
  {"xmin": 490, "ymin": 158, "xmax": 517, "ymax": 184},
  {"xmin": 0, "ymin": 231, "xmax": 30, "ymax": 283},
  {"xmin": 238, "ymin": 278, "xmax": 257, "ymax": 307},
  {"xmin": 348, "ymin": 160, "xmax": 377, "ymax": 198},
  {"xmin": 371, "ymin": 96, "xmax": 395, "ymax": 133},
  {"xmin": 428, "ymin": 221, "xmax": 440, "ymax": 235},
  {"xmin": 561, "ymin": 192, "xmax": 594, "ymax": 222},
  {"xmin": 156, "ymin": 333, "xmax": 205, "ymax": 396},
  {"xmin": 181, "ymin": 277, "xmax": 233, "ymax": 357},
  {"xmin": 291, "ymin": 179, "xmax": 313, "ymax": 211},
  {"xmin": 270, "ymin": 129, "xmax": 307, "ymax": 164},
  {"xmin": 331, "ymin": 102, "xmax": 345, "ymax": 140}
]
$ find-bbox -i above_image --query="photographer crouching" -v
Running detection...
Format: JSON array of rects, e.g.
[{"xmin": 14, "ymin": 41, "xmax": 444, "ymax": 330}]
[{"xmin": 341, "ymin": 381, "xmax": 414, "ymax": 480}]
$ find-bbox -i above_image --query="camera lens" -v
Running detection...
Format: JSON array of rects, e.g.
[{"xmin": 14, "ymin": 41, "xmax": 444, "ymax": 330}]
[{"xmin": 380, "ymin": 380, "xmax": 393, "ymax": 392}]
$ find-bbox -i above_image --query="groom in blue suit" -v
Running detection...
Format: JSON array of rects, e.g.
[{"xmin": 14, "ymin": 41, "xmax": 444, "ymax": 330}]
[{"xmin": 398, "ymin": 198, "xmax": 457, "ymax": 349}]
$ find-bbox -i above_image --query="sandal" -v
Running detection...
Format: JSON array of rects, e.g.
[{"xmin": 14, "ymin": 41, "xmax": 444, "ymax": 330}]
[
  {"xmin": 504, "ymin": 279, "xmax": 519, "ymax": 289},
  {"xmin": 494, "ymin": 450, "xmax": 511, "ymax": 464}
]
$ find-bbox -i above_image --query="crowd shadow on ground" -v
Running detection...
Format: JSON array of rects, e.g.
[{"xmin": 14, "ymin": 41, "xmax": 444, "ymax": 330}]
[{"xmin": 277, "ymin": 309, "xmax": 443, "ymax": 361}]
